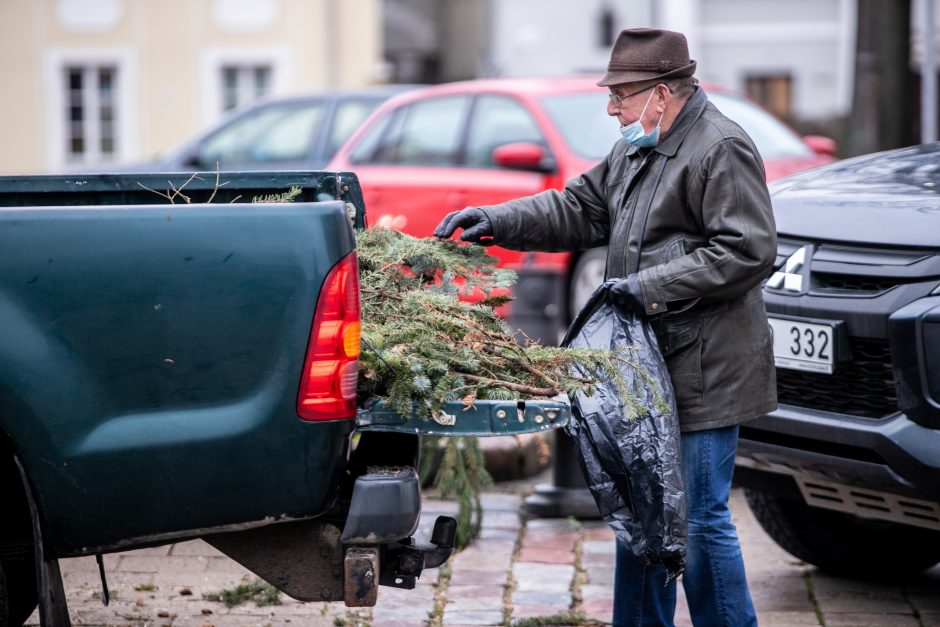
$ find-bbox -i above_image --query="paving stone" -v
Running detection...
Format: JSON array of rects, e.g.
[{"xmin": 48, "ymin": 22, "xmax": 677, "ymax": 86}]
[
  {"xmin": 812, "ymin": 575, "xmax": 912, "ymax": 613},
  {"xmin": 448, "ymin": 569, "xmax": 508, "ymax": 587},
  {"xmin": 755, "ymin": 611, "xmax": 824, "ymax": 626},
  {"xmin": 581, "ymin": 539, "xmax": 616, "ymax": 555},
  {"xmin": 580, "ymin": 596, "xmax": 613, "ymax": 622},
  {"xmin": 524, "ymin": 518, "xmax": 580, "ymax": 532},
  {"xmin": 522, "ymin": 531, "xmax": 579, "ymax": 550},
  {"xmin": 451, "ymin": 550, "xmax": 513, "ymax": 571},
  {"xmin": 580, "ymin": 552, "xmax": 615, "ymax": 569},
  {"xmin": 921, "ymin": 614, "xmax": 940, "ymax": 627},
  {"xmin": 480, "ymin": 492, "xmax": 522, "ymax": 511},
  {"xmin": 446, "ymin": 584, "xmax": 506, "ymax": 598},
  {"xmin": 377, "ymin": 582, "xmax": 437, "ymax": 604},
  {"xmin": 516, "ymin": 546, "xmax": 575, "ymax": 565},
  {"xmin": 480, "ymin": 511, "xmax": 521, "ymax": 530},
  {"xmin": 513, "ymin": 562, "xmax": 574, "ymax": 592},
  {"xmin": 477, "ymin": 527, "xmax": 519, "ymax": 541},
  {"xmin": 511, "ymin": 604, "xmax": 572, "ymax": 620},
  {"xmin": 117, "ymin": 555, "xmax": 210, "ymax": 574},
  {"xmin": 168, "ymin": 539, "xmax": 226, "ymax": 557},
  {"xmin": 582, "ymin": 566, "xmax": 615, "ymax": 585},
  {"xmin": 371, "ymin": 602, "xmax": 434, "ymax": 621},
  {"xmin": 579, "ymin": 583, "xmax": 613, "ymax": 600},
  {"xmin": 423, "ymin": 498, "xmax": 460, "ymax": 515},
  {"xmin": 120, "ymin": 544, "xmax": 173, "ymax": 556},
  {"xmin": 581, "ymin": 524, "xmax": 616, "ymax": 541},
  {"xmin": 748, "ymin": 573, "xmax": 816, "ymax": 612},
  {"xmin": 370, "ymin": 621, "xmax": 428, "ymax": 627},
  {"xmin": 511, "ymin": 590, "xmax": 571, "ymax": 606},
  {"xmin": 441, "ymin": 609, "xmax": 505, "ymax": 625},
  {"xmin": 445, "ymin": 595, "xmax": 504, "ymax": 612},
  {"xmin": 823, "ymin": 613, "xmax": 920, "ymax": 626}
]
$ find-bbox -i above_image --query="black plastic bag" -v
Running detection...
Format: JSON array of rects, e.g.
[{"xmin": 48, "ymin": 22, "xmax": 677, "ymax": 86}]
[{"xmin": 562, "ymin": 283, "xmax": 686, "ymax": 578}]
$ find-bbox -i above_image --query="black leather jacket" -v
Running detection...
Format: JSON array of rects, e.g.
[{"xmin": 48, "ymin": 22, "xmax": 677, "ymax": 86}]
[{"xmin": 479, "ymin": 87, "xmax": 778, "ymax": 431}]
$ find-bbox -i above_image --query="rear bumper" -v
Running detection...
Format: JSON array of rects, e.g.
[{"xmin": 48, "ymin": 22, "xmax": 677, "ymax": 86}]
[
  {"xmin": 340, "ymin": 467, "xmax": 420, "ymax": 544},
  {"xmin": 735, "ymin": 405, "xmax": 940, "ymax": 501}
]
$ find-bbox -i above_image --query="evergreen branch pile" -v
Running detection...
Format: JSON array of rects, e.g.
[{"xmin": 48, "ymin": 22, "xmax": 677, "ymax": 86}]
[{"xmin": 356, "ymin": 227, "xmax": 644, "ymax": 419}]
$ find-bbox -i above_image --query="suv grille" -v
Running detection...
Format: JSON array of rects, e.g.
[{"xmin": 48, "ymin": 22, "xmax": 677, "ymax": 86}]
[
  {"xmin": 812, "ymin": 272, "xmax": 901, "ymax": 293},
  {"xmin": 776, "ymin": 338, "xmax": 898, "ymax": 418}
]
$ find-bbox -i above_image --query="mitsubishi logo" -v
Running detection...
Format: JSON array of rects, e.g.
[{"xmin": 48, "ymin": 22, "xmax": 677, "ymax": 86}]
[{"xmin": 767, "ymin": 246, "xmax": 811, "ymax": 293}]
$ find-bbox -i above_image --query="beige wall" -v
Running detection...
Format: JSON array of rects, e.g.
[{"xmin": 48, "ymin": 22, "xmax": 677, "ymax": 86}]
[{"xmin": 0, "ymin": 0, "xmax": 382, "ymax": 174}]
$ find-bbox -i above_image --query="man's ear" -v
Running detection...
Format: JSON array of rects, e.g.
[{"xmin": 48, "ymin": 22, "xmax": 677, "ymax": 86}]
[{"xmin": 657, "ymin": 84, "xmax": 669, "ymax": 110}]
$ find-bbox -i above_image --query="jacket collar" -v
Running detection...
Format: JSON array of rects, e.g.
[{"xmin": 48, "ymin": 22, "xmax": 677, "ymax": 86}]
[
  {"xmin": 624, "ymin": 86, "xmax": 707, "ymax": 158},
  {"xmin": 654, "ymin": 85, "xmax": 707, "ymax": 156}
]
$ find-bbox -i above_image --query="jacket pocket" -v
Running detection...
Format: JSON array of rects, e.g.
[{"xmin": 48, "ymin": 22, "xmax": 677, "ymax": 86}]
[
  {"xmin": 640, "ymin": 234, "xmax": 686, "ymax": 269},
  {"xmin": 654, "ymin": 317, "xmax": 704, "ymax": 410}
]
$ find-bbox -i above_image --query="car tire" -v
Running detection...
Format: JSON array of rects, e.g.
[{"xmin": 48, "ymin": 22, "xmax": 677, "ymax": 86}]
[
  {"xmin": 568, "ymin": 247, "xmax": 608, "ymax": 321},
  {"xmin": 0, "ymin": 557, "xmax": 38, "ymax": 627},
  {"xmin": 744, "ymin": 487, "xmax": 940, "ymax": 578}
]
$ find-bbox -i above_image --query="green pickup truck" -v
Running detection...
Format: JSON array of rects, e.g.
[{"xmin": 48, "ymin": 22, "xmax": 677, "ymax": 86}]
[{"xmin": 0, "ymin": 172, "xmax": 568, "ymax": 626}]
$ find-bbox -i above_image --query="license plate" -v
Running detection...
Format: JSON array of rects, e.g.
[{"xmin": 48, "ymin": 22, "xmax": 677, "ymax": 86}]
[{"xmin": 768, "ymin": 316, "xmax": 836, "ymax": 374}]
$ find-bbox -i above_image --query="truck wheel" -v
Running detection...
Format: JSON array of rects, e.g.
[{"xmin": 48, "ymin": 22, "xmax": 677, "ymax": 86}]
[
  {"xmin": 744, "ymin": 488, "xmax": 940, "ymax": 577},
  {"xmin": 0, "ymin": 557, "xmax": 38, "ymax": 627},
  {"xmin": 569, "ymin": 247, "xmax": 608, "ymax": 321}
]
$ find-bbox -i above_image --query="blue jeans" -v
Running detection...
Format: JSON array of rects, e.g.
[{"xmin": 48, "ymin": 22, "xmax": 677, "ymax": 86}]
[{"xmin": 612, "ymin": 425, "xmax": 757, "ymax": 627}]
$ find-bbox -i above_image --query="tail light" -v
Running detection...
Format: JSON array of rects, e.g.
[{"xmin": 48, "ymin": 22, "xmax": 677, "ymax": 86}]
[{"xmin": 297, "ymin": 251, "xmax": 361, "ymax": 421}]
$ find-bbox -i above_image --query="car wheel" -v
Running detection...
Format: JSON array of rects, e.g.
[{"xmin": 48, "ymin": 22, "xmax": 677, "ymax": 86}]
[
  {"xmin": 0, "ymin": 557, "xmax": 38, "ymax": 627},
  {"xmin": 568, "ymin": 247, "xmax": 608, "ymax": 321},
  {"xmin": 744, "ymin": 487, "xmax": 940, "ymax": 578}
]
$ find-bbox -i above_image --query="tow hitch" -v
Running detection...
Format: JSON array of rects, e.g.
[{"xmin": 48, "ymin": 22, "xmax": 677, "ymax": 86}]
[{"xmin": 343, "ymin": 516, "xmax": 456, "ymax": 607}]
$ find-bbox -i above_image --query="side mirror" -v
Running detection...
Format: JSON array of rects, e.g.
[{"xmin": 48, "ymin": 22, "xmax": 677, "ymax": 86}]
[
  {"xmin": 492, "ymin": 142, "xmax": 556, "ymax": 173},
  {"xmin": 804, "ymin": 135, "xmax": 837, "ymax": 157}
]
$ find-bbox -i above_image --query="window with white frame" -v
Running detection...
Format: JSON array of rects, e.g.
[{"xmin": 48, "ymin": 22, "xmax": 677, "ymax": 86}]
[
  {"xmin": 64, "ymin": 64, "xmax": 119, "ymax": 163},
  {"xmin": 221, "ymin": 64, "xmax": 272, "ymax": 112}
]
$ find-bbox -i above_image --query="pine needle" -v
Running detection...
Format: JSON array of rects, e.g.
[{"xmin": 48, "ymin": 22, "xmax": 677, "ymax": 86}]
[{"xmin": 356, "ymin": 227, "xmax": 647, "ymax": 419}]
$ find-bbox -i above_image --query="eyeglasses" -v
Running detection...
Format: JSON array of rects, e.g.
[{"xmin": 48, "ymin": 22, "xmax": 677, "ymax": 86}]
[{"xmin": 608, "ymin": 85, "xmax": 656, "ymax": 108}]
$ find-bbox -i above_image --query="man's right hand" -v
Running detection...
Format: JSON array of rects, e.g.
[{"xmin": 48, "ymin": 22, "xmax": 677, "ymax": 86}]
[{"xmin": 433, "ymin": 208, "xmax": 493, "ymax": 242}]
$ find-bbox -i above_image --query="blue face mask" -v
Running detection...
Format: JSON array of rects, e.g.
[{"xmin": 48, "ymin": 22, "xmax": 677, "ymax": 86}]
[{"xmin": 619, "ymin": 90, "xmax": 665, "ymax": 148}]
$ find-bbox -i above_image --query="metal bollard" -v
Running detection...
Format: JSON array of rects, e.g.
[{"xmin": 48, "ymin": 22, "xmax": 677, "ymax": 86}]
[{"xmin": 522, "ymin": 429, "xmax": 600, "ymax": 518}]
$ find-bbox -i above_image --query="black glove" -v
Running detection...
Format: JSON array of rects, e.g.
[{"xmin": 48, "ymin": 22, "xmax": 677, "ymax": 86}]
[
  {"xmin": 433, "ymin": 207, "xmax": 493, "ymax": 242},
  {"xmin": 606, "ymin": 274, "xmax": 645, "ymax": 313}
]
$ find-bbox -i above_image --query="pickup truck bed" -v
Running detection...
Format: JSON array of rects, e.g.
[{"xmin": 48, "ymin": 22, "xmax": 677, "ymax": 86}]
[{"xmin": 0, "ymin": 171, "xmax": 569, "ymax": 626}]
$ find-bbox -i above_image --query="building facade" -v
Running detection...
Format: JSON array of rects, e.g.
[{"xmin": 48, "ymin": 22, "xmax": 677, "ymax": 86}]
[{"xmin": 0, "ymin": 0, "xmax": 383, "ymax": 174}]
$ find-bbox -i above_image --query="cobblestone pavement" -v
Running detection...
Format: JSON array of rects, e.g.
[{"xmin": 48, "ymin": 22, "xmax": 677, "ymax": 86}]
[{"xmin": 31, "ymin": 485, "xmax": 940, "ymax": 626}]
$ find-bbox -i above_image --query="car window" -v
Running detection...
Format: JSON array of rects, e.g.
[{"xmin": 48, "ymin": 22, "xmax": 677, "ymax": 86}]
[
  {"xmin": 198, "ymin": 101, "xmax": 325, "ymax": 166},
  {"xmin": 361, "ymin": 96, "xmax": 472, "ymax": 166},
  {"xmin": 540, "ymin": 92, "xmax": 620, "ymax": 161},
  {"xmin": 327, "ymin": 98, "xmax": 384, "ymax": 156},
  {"xmin": 464, "ymin": 95, "xmax": 547, "ymax": 167},
  {"xmin": 349, "ymin": 110, "xmax": 395, "ymax": 164},
  {"xmin": 705, "ymin": 92, "xmax": 812, "ymax": 159}
]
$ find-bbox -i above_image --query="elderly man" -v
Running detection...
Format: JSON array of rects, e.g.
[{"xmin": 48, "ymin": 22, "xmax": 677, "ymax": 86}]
[{"xmin": 435, "ymin": 28, "xmax": 776, "ymax": 626}]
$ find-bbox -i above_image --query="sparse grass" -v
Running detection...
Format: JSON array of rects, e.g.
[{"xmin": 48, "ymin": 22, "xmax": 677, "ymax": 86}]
[
  {"xmin": 201, "ymin": 579, "xmax": 282, "ymax": 607},
  {"xmin": 132, "ymin": 582, "xmax": 155, "ymax": 591},
  {"xmin": 803, "ymin": 571, "xmax": 826, "ymax": 626},
  {"xmin": 503, "ymin": 523, "xmax": 526, "ymax": 626},
  {"xmin": 510, "ymin": 611, "xmax": 599, "ymax": 627},
  {"xmin": 428, "ymin": 555, "xmax": 454, "ymax": 627},
  {"xmin": 334, "ymin": 610, "xmax": 371, "ymax": 627}
]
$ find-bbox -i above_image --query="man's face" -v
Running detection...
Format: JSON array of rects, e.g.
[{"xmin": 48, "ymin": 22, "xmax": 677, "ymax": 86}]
[{"xmin": 607, "ymin": 83, "xmax": 658, "ymax": 128}]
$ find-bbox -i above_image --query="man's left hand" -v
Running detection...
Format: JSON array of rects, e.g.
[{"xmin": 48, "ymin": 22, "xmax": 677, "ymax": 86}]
[{"xmin": 606, "ymin": 274, "xmax": 645, "ymax": 312}]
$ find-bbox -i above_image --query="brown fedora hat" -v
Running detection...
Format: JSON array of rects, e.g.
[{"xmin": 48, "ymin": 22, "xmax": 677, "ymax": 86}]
[{"xmin": 598, "ymin": 28, "xmax": 697, "ymax": 87}]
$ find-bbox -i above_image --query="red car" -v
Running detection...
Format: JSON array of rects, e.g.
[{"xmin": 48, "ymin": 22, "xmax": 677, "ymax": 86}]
[{"xmin": 329, "ymin": 76, "xmax": 835, "ymax": 341}]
